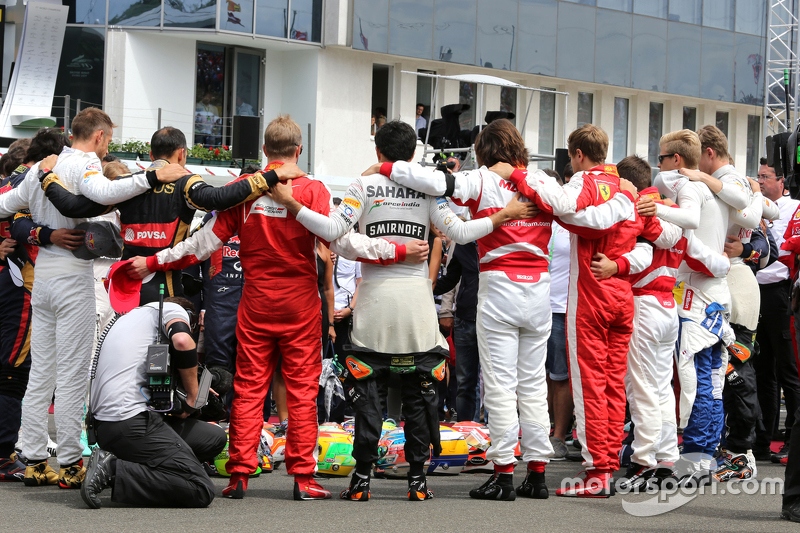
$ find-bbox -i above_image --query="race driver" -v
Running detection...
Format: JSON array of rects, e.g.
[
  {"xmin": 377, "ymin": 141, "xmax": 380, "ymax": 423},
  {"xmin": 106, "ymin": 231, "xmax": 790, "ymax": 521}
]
[
  {"xmin": 362, "ymin": 120, "xmax": 648, "ymax": 500},
  {"xmin": 0, "ymin": 108, "xmax": 188, "ymax": 489},
  {"xmin": 37, "ymin": 126, "xmax": 301, "ymax": 304},
  {"xmin": 267, "ymin": 120, "xmax": 536, "ymax": 502},
  {"xmin": 127, "ymin": 115, "xmax": 423, "ymax": 501}
]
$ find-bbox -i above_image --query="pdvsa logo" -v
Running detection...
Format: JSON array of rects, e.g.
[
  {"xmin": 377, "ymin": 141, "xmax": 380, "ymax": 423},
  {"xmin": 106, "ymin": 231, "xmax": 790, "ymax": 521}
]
[{"xmin": 124, "ymin": 228, "xmax": 135, "ymax": 241}]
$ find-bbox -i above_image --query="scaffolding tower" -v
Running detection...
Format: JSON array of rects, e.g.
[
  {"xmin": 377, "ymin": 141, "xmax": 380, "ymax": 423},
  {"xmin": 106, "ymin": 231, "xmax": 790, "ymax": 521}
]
[{"xmin": 765, "ymin": 0, "xmax": 800, "ymax": 137}]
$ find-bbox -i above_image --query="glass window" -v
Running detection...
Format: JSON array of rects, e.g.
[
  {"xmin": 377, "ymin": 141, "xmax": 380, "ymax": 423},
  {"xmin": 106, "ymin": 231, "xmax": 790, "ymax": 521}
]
[
  {"xmin": 195, "ymin": 44, "xmax": 226, "ymax": 146},
  {"xmin": 108, "ymin": 0, "xmax": 161, "ymax": 26},
  {"xmin": 165, "ymin": 0, "xmax": 216, "ymax": 29},
  {"xmin": 736, "ymin": 0, "xmax": 767, "ymax": 36},
  {"xmin": 648, "ymin": 102, "xmax": 664, "ymax": 167},
  {"xmin": 577, "ymin": 92, "xmax": 593, "ymax": 127},
  {"xmin": 561, "ymin": 0, "xmax": 596, "ymax": 5},
  {"xmin": 518, "ymin": 0, "xmax": 557, "ymax": 76},
  {"xmin": 538, "ymin": 89, "xmax": 556, "ymax": 165},
  {"xmin": 371, "ymin": 65, "xmax": 391, "ymax": 135},
  {"xmin": 704, "ymin": 0, "xmax": 734, "ymax": 31},
  {"xmin": 597, "ymin": 0, "xmax": 632, "ymax": 11},
  {"xmin": 500, "ymin": 87, "xmax": 517, "ymax": 125},
  {"xmin": 434, "ymin": 0, "xmax": 477, "ymax": 65},
  {"xmin": 416, "ymin": 71, "xmax": 434, "ymax": 138},
  {"xmin": 633, "ymin": 0, "xmax": 666, "ymax": 18},
  {"xmin": 683, "ymin": 106, "xmax": 697, "ymax": 131},
  {"xmin": 716, "ymin": 111, "xmax": 729, "ymax": 138},
  {"xmin": 613, "ymin": 97, "xmax": 629, "ymax": 164},
  {"xmin": 460, "ymin": 82, "xmax": 477, "ymax": 130},
  {"xmin": 353, "ymin": 0, "xmax": 389, "ymax": 53},
  {"xmin": 734, "ymin": 34, "xmax": 765, "ymax": 105},
  {"xmin": 53, "ymin": 27, "xmax": 105, "ymax": 129},
  {"xmin": 632, "ymin": 16, "xmax": 667, "ymax": 92},
  {"xmin": 746, "ymin": 115, "xmax": 760, "ymax": 177},
  {"xmin": 595, "ymin": 9, "xmax": 632, "ymax": 87},
  {"xmin": 257, "ymin": 0, "xmax": 288, "ymax": 38},
  {"xmin": 234, "ymin": 51, "xmax": 261, "ymax": 118},
  {"xmin": 289, "ymin": 0, "xmax": 322, "ymax": 42},
  {"xmin": 666, "ymin": 22, "xmax": 701, "ymax": 97},
  {"xmin": 701, "ymin": 27, "xmax": 734, "ymax": 101},
  {"xmin": 477, "ymin": 0, "xmax": 518, "ymax": 70},
  {"xmin": 388, "ymin": 0, "xmax": 433, "ymax": 59},
  {"xmin": 557, "ymin": 3, "xmax": 596, "ymax": 83},
  {"xmin": 66, "ymin": 1, "xmax": 106, "ymax": 25},
  {"xmin": 221, "ymin": 0, "xmax": 254, "ymax": 32},
  {"xmin": 668, "ymin": 0, "xmax": 700, "ymax": 24}
]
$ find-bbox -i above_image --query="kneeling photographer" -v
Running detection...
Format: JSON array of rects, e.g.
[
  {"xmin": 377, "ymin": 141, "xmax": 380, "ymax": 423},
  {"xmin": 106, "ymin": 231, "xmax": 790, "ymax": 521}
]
[{"xmin": 81, "ymin": 292, "xmax": 226, "ymax": 509}]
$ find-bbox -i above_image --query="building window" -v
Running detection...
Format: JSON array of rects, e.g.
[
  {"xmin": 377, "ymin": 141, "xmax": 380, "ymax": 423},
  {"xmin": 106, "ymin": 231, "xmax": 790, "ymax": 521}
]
[
  {"xmin": 195, "ymin": 44, "xmax": 226, "ymax": 146},
  {"xmin": 222, "ymin": 0, "xmax": 255, "ymax": 32},
  {"xmin": 716, "ymin": 111, "xmax": 729, "ymax": 138},
  {"xmin": 577, "ymin": 92, "xmax": 593, "ymax": 127},
  {"xmin": 500, "ymin": 87, "xmax": 517, "ymax": 126},
  {"xmin": 53, "ymin": 27, "xmax": 106, "ymax": 130},
  {"xmin": 668, "ymin": 0, "xmax": 701, "ymax": 25},
  {"xmin": 165, "ymin": 0, "xmax": 216, "ymax": 29},
  {"xmin": 613, "ymin": 97, "xmax": 629, "ymax": 164},
  {"xmin": 109, "ymin": 0, "xmax": 161, "ymax": 26},
  {"xmin": 597, "ymin": 0, "xmax": 632, "ymax": 11},
  {"xmin": 746, "ymin": 115, "xmax": 760, "ymax": 177},
  {"xmin": 633, "ymin": 0, "xmax": 666, "ymax": 18},
  {"xmin": 66, "ymin": 0, "xmax": 106, "ymax": 25},
  {"xmin": 648, "ymin": 102, "xmax": 664, "ymax": 167},
  {"xmin": 538, "ymin": 88, "xmax": 556, "ymax": 168},
  {"xmin": 415, "ymin": 70, "xmax": 434, "ymax": 140},
  {"xmin": 683, "ymin": 106, "xmax": 697, "ymax": 131},
  {"xmin": 371, "ymin": 64, "xmax": 391, "ymax": 135},
  {"xmin": 460, "ymin": 81, "xmax": 477, "ymax": 131},
  {"xmin": 704, "ymin": 0, "xmax": 735, "ymax": 31}
]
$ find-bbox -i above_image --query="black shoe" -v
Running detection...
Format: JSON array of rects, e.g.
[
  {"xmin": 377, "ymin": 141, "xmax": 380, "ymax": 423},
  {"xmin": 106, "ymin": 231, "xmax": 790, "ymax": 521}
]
[
  {"xmin": 618, "ymin": 463, "xmax": 654, "ymax": 492},
  {"xmin": 783, "ymin": 496, "xmax": 800, "ymax": 522},
  {"xmin": 752, "ymin": 447, "xmax": 772, "ymax": 462},
  {"xmin": 652, "ymin": 467, "xmax": 679, "ymax": 489},
  {"xmin": 565, "ymin": 451, "xmax": 583, "ymax": 462},
  {"xmin": 408, "ymin": 474, "xmax": 433, "ymax": 501},
  {"xmin": 773, "ymin": 444, "xmax": 790, "ymax": 464},
  {"xmin": 340, "ymin": 474, "xmax": 370, "ymax": 501},
  {"xmin": 80, "ymin": 448, "xmax": 115, "ymax": 509},
  {"xmin": 469, "ymin": 473, "xmax": 516, "ymax": 501},
  {"xmin": 516, "ymin": 469, "xmax": 548, "ymax": 499}
]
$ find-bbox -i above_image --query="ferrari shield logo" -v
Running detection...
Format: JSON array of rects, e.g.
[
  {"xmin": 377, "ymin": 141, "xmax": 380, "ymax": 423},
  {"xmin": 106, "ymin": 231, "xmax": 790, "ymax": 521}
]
[{"xmin": 598, "ymin": 183, "xmax": 611, "ymax": 201}]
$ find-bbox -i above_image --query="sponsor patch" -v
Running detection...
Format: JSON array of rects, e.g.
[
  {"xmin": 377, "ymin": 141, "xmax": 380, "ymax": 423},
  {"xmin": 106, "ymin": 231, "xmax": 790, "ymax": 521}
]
[
  {"xmin": 247, "ymin": 196, "xmax": 287, "ymax": 220},
  {"xmin": 598, "ymin": 182, "xmax": 612, "ymax": 201},
  {"xmin": 365, "ymin": 220, "xmax": 426, "ymax": 239},
  {"xmin": 345, "ymin": 356, "xmax": 372, "ymax": 380},
  {"xmin": 390, "ymin": 356, "xmax": 415, "ymax": 367},
  {"xmin": 683, "ymin": 288, "xmax": 694, "ymax": 311},
  {"xmin": 343, "ymin": 197, "xmax": 361, "ymax": 209}
]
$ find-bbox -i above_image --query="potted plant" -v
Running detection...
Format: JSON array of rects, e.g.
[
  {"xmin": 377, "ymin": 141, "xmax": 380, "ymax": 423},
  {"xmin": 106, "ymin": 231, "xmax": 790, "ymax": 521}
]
[
  {"xmin": 203, "ymin": 145, "xmax": 233, "ymax": 167},
  {"xmin": 186, "ymin": 144, "xmax": 206, "ymax": 165},
  {"xmin": 107, "ymin": 139, "xmax": 137, "ymax": 160}
]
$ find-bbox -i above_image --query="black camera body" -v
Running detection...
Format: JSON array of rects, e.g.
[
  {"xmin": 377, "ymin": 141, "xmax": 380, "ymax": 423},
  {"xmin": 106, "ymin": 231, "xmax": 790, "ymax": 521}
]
[{"xmin": 767, "ymin": 130, "xmax": 800, "ymax": 197}]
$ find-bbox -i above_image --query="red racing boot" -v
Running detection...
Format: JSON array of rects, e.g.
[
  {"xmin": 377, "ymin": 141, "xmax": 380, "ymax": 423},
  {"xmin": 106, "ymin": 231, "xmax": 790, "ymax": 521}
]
[
  {"xmin": 222, "ymin": 473, "xmax": 248, "ymax": 499},
  {"xmin": 555, "ymin": 470, "xmax": 615, "ymax": 498},
  {"xmin": 294, "ymin": 474, "xmax": 332, "ymax": 500}
]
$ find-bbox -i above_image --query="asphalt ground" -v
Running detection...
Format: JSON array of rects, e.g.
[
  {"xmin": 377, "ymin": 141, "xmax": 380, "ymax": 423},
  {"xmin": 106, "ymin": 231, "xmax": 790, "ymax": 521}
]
[{"xmin": 0, "ymin": 440, "xmax": 793, "ymax": 533}]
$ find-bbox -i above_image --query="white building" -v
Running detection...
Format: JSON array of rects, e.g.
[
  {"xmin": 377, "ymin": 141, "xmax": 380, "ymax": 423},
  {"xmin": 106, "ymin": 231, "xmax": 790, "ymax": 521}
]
[{"xmin": 1, "ymin": 1, "xmax": 769, "ymax": 190}]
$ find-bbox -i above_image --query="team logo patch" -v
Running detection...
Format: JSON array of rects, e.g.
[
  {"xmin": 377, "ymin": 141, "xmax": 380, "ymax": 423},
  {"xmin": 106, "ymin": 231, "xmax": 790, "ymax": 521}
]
[
  {"xmin": 343, "ymin": 198, "xmax": 361, "ymax": 209},
  {"xmin": 247, "ymin": 196, "xmax": 287, "ymax": 219},
  {"xmin": 683, "ymin": 288, "xmax": 694, "ymax": 311},
  {"xmin": 598, "ymin": 183, "xmax": 611, "ymax": 201},
  {"xmin": 728, "ymin": 343, "xmax": 751, "ymax": 363},
  {"xmin": 124, "ymin": 228, "xmax": 135, "ymax": 241},
  {"xmin": 345, "ymin": 357, "xmax": 373, "ymax": 380},
  {"xmin": 368, "ymin": 199, "xmax": 385, "ymax": 214},
  {"xmin": 432, "ymin": 360, "xmax": 446, "ymax": 381}
]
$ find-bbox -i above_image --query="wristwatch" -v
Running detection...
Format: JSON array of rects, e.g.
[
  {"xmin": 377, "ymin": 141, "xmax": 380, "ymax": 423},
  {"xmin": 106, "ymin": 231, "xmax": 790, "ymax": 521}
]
[
  {"xmin": 347, "ymin": 304, "xmax": 353, "ymax": 311},
  {"xmin": 329, "ymin": 322, "xmax": 335, "ymax": 328}
]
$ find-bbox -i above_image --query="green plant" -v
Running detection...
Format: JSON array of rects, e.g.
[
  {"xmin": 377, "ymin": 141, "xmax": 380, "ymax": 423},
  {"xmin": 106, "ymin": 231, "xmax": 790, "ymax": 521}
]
[{"xmin": 108, "ymin": 138, "xmax": 150, "ymax": 154}]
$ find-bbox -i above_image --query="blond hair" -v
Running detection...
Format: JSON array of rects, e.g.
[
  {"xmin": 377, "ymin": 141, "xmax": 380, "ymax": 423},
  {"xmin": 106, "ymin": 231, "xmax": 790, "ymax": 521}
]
[
  {"xmin": 697, "ymin": 124, "xmax": 730, "ymax": 162},
  {"xmin": 71, "ymin": 108, "xmax": 116, "ymax": 141},
  {"xmin": 660, "ymin": 129, "xmax": 701, "ymax": 169},
  {"xmin": 102, "ymin": 161, "xmax": 130, "ymax": 180},
  {"xmin": 568, "ymin": 124, "xmax": 608, "ymax": 164},
  {"xmin": 263, "ymin": 115, "xmax": 302, "ymax": 159}
]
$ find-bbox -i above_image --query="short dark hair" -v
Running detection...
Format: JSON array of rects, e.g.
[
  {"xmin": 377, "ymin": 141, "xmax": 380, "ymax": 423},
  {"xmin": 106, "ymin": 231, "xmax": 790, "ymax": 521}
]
[
  {"xmin": 474, "ymin": 119, "xmax": 529, "ymax": 168},
  {"xmin": 562, "ymin": 162, "xmax": 573, "ymax": 180},
  {"xmin": 616, "ymin": 155, "xmax": 652, "ymax": 192},
  {"xmin": 375, "ymin": 120, "xmax": 417, "ymax": 162},
  {"xmin": 151, "ymin": 127, "xmax": 186, "ymax": 159},
  {"xmin": 542, "ymin": 168, "xmax": 562, "ymax": 185},
  {"xmin": 241, "ymin": 163, "xmax": 261, "ymax": 175},
  {"xmin": 164, "ymin": 296, "xmax": 196, "ymax": 316},
  {"xmin": 102, "ymin": 153, "xmax": 120, "ymax": 164},
  {"xmin": 0, "ymin": 138, "xmax": 29, "ymax": 177},
  {"xmin": 26, "ymin": 128, "xmax": 69, "ymax": 163},
  {"xmin": 416, "ymin": 103, "xmax": 424, "ymax": 108},
  {"xmin": 760, "ymin": 156, "xmax": 783, "ymax": 178},
  {"xmin": 333, "ymin": 197, "xmax": 342, "ymax": 206}
]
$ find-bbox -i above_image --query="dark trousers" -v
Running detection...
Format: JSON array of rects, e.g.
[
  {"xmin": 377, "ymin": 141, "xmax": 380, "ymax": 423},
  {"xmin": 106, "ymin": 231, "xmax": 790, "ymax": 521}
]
[
  {"xmin": 784, "ymin": 405, "xmax": 800, "ymax": 504},
  {"xmin": 723, "ymin": 359, "xmax": 761, "ymax": 452},
  {"xmin": 95, "ymin": 411, "xmax": 226, "ymax": 507},
  {"xmin": 755, "ymin": 281, "xmax": 800, "ymax": 448},
  {"xmin": 342, "ymin": 353, "xmax": 444, "ymax": 468},
  {"xmin": 453, "ymin": 317, "xmax": 480, "ymax": 422}
]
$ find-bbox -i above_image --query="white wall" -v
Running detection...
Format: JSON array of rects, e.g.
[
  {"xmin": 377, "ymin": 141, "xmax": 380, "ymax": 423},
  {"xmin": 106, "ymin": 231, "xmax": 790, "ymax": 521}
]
[{"xmin": 105, "ymin": 32, "xmax": 196, "ymax": 143}]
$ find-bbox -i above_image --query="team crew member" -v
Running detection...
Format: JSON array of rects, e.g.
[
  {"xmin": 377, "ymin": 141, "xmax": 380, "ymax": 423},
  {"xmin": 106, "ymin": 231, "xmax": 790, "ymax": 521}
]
[
  {"xmin": 39, "ymin": 126, "xmax": 300, "ymax": 304},
  {"xmin": 606, "ymin": 156, "xmax": 730, "ymax": 490},
  {"xmin": 129, "ymin": 115, "xmax": 414, "ymax": 501},
  {"xmin": 269, "ymin": 120, "xmax": 536, "ymax": 501},
  {"xmin": 0, "ymin": 108, "xmax": 187, "ymax": 489},
  {"xmin": 370, "ymin": 120, "xmax": 641, "ymax": 500},
  {"xmin": 81, "ymin": 297, "xmax": 226, "ymax": 509},
  {"xmin": 0, "ymin": 131, "xmax": 76, "ymax": 480}
]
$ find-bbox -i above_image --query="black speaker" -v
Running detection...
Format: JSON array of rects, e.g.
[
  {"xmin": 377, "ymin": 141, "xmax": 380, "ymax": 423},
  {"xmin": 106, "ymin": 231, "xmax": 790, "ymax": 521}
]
[
  {"xmin": 232, "ymin": 115, "xmax": 261, "ymax": 160},
  {"xmin": 554, "ymin": 148, "xmax": 570, "ymax": 178}
]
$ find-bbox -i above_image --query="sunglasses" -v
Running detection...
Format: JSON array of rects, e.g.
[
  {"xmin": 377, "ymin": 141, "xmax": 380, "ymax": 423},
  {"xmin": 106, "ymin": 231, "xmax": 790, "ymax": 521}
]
[{"xmin": 657, "ymin": 153, "xmax": 676, "ymax": 164}]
